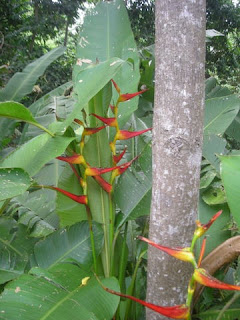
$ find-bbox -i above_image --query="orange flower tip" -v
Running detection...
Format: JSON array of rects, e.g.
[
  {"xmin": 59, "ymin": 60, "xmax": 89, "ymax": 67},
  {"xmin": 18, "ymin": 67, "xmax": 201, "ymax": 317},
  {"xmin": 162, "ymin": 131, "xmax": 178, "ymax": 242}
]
[
  {"xmin": 111, "ymin": 79, "xmax": 121, "ymax": 93},
  {"xmin": 116, "ymin": 128, "xmax": 152, "ymax": 140},
  {"xmin": 74, "ymin": 119, "xmax": 85, "ymax": 126},
  {"xmin": 197, "ymin": 237, "xmax": 207, "ymax": 267},
  {"xmin": 109, "ymin": 104, "xmax": 116, "ymax": 113},
  {"xmin": 195, "ymin": 210, "xmax": 223, "ymax": 238},
  {"xmin": 83, "ymin": 126, "xmax": 105, "ymax": 136},
  {"xmin": 104, "ymin": 287, "xmax": 189, "ymax": 319},
  {"xmin": 119, "ymin": 89, "xmax": 148, "ymax": 102},
  {"xmin": 85, "ymin": 165, "xmax": 118, "ymax": 177},
  {"xmin": 57, "ymin": 154, "xmax": 85, "ymax": 165},
  {"xmin": 94, "ymin": 175, "xmax": 112, "ymax": 193},
  {"xmin": 51, "ymin": 187, "xmax": 88, "ymax": 205},
  {"xmin": 90, "ymin": 113, "xmax": 117, "ymax": 127},
  {"xmin": 113, "ymin": 148, "xmax": 127, "ymax": 164},
  {"xmin": 194, "ymin": 268, "xmax": 240, "ymax": 291},
  {"xmin": 139, "ymin": 236, "xmax": 196, "ymax": 264}
]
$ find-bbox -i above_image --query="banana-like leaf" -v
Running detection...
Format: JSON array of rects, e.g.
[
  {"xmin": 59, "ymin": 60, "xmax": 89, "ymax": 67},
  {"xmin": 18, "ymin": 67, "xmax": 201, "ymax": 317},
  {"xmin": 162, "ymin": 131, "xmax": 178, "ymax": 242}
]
[
  {"xmin": 220, "ymin": 155, "xmax": 240, "ymax": 228},
  {"xmin": 34, "ymin": 221, "xmax": 103, "ymax": 269},
  {"xmin": 0, "ymin": 133, "xmax": 74, "ymax": 177},
  {"xmin": 0, "ymin": 263, "xmax": 120, "ymax": 320},
  {"xmin": 73, "ymin": 0, "xmax": 140, "ymax": 127},
  {"xmin": 0, "ymin": 46, "xmax": 66, "ymax": 102},
  {"xmin": 204, "ymin": 94, "xmax": 240, "ymax": 136},
  {"xmin": 0, "ymin": 217, "xmax": 37, "ymax": 284},
  {"xmin": 0, "ymin": 168, "xmax": 31, "ymax": 201},
  {"xmin": 0, "ymin": 101, "xmax": 54, "ymax": 136}
]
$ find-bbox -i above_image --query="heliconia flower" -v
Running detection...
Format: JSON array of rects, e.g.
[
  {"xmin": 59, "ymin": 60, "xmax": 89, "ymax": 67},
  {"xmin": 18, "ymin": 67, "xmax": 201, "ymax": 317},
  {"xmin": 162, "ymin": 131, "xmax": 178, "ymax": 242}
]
[
  {"xmin": 85, "ymin": 165, "xmax": 118, "ymax": 177},
  {"xmin": 103, "ymin": 286, "xmax": 189, "ymax": 319},
  {"xmin": 82, "ymin": 126, "xmax": 106, "ymax": 136},
  {"xmin": 111, "ymin": 79, "xmax": 121, "ymax": 94},
  {"xmin": 90, "ymin": 113, "xmax": 118, "ymax": 127},
  {"xmin": 74, "ymin": 118, "xmax": 85, "ymax": 126},
  {"xmin": 109, "ymin": 104, "xmax": 116, "ymax": 113},
  {"xmin": 194, "ymin": 210, "xmax": 222, "ymax": 239},
  {"xmin": 94, "ymin": 175, "xmax": 113, "ymax": 193},
  {"xmin": 118, "ymin": 89, "xmax": 148, "ymax": 102},
  {"xmin": 111, "ymin": 156, "xmax": 138, "ymax": 181},
  {"xmin": 197, "ymin": 237, "xmax": 206, "ymax": 267},
  {"xmin": 50, "ymin": 186, "xmax": 88, "ymax": 205},
  {"xmin": 116, "ymin": 128, "xmax": 152, "ymax": 140},
  {"xmin": 113, "ymin": 147, "xmax": 127, "ymax": 164},
  {"xmin": 139, "ymin": 236, "xmax": 197, "ymax": 266},
  {"xmin": 57, "ymin": 154, "xmax": 86, "ymax": 165},
  {"xmin": 193, "ymin": 268, "xmax": 240, "ymax": 291}
]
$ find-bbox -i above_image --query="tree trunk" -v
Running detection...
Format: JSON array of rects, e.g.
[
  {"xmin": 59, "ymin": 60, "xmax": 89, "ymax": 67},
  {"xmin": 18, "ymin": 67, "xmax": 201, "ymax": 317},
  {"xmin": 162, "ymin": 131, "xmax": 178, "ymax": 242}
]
[{"xmin": 146, "ymin": 1, "xmax": 206, "ymax": 319}]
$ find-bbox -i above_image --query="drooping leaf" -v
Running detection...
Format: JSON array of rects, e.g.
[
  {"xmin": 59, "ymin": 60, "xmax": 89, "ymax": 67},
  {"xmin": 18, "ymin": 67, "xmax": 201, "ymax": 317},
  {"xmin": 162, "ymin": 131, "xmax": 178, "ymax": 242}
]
[
  {"xmin": 200, "ymin": 170, "xmax": 216, "ymax": 189},
  {"xmin": 0, "ymin": 263, "xmax": 120, "ymax": 320},
  {"xmin": 0, "ymin": 133, "xmax": 74, "ymax": 177},
  {"xmin": 0, "ymin": 46, "xmax": 66, "ymax": 102},
  {"xmin": 0, "ymin": 101, "xmax": 54, "ymax": 136},
  {"xmin": 34, "ymin": 221, "xmax": 103, "ymax": 269},
  {"xmin": 219, "ymin": 155, "xmax": 240, "ymax": 228},
  {"xmin": 202, "ymin": 181, "xmax": 227, "ymax": 205},
  {"xmin": 0, "ymin": 168, "xmax": 32, "ymax": 201}
]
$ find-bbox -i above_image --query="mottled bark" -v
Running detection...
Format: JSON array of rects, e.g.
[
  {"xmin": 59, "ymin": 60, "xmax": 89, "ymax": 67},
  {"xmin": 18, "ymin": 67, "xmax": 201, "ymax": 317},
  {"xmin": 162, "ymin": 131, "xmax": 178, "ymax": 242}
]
[{"xmin": 146, "ymin": 1, "xmax": 206, "ymax": 319}]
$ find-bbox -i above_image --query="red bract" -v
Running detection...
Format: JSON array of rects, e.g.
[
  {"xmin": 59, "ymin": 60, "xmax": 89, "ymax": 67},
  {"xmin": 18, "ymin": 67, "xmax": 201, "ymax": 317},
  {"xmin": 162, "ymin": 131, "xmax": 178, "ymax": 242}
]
[
  {"xmin": 194, "ymin": 268, "xmax": 240, "ymax": 291},
  {"xmin": 116, "ymin": 128, "xmax": 152, "ymax": 140},
  {"xmin": 197, "ymin": 237, "xmax": 206, "ymax": 267},
  {"xmin": 111, "ymin": 79, "xmax": 121, "ymax": 94},
  {"xmin": 50, "ymin": 187, "xmax": 88, "ymax": 205},
  {"xmin": 139, "ymin": 236, "xmax": 196, "ymax": 266},
  {"xmin": 113, "ymin": 148, "xmax": 127, "ymax": 164},
  {"xmin": 194, "ymin": 210, "xmax": 222, "ymax": 238},
  {"xmin": 85, "ymin": 165, "xmax": 118, "ymax": 177},
  {"xmin": 94, "ymin": 175, "xmax": 112, "ymax": 193},
  {"xmin": 83, "ymin": 126, "xmax": 105, "ymax": 136},
  {"xmin": 91, "ymin": 113, "xmax": 117, "ymax": 127},
  {"xmin": 119, "ymin": 89, "xmax": 147, "ymax": 102},
  {"xmin": 104, "ymin": 287, "xmax": 189, "ymax": 319},
  {"xmin": 74, "ymin": 119, "xmax": 84, "ymax": 126},
  {"xmin": 57, "ymin": 154, "xmax": 85, "ymax": 165},
  {"xmin": 111, "ymin": 156, "xmax": 138, "ymax": 180}
]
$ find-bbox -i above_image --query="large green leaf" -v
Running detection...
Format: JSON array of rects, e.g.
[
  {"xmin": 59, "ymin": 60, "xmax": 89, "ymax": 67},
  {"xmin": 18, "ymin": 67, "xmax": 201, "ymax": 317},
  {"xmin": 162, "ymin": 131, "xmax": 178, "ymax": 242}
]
[
  {"xmin": 204, "ymin": 95, "xmax": 240, "ymax": 136},
  {"xmin": 0, "ymin": 133, "xmax": 74, "ymax": 177},
  {"xmin": 0, "ymin": 217, "xmax": 36, "ymax": 284},
  {"xmin": 0, "ymin": 263, "xmax": 120, "ymax": 320},
  {"xmin": 202, "ymin": 135, "xmax": 227, "ymax": 172},
  {"xmin": 0, "ymin": 101, "xmax": 54, "ymax": 136},
  {"xmin": 0, "ymin": 46, "xmax": 66, "ymax": 102},
  {"xmin": 74, "ymin": 0, "xmax": 140, "ymax": 127},
  {"xmin": 34, "ymin": 221, "xmax": 103, "ymax": 269},
  {"xmin": 205, "ymin": 77, "xmax": 232, "ymax": 100},
  {"xmin": 14, "ymin": 190, "xmax": 58, "ymax": 238},
  {"xmin": 226, "ymin": 111, "xmax": 240, "ymax": 142},
  {"xmin": 115, "ymin": 144, "xmax": 152, "ymax": 225},
  {"xmin": 0, "ymin": 168, "xmax": 31, "ymax": 201},
  {"xmin": 219, "ymin": 155, "xmax": 240, "ymax": 228}
]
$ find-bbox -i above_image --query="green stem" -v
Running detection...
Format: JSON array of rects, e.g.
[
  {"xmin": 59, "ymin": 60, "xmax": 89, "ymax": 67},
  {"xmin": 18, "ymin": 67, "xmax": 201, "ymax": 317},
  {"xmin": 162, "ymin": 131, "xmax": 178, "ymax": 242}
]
[
  {"xmin": 31, "ymin": 122, "xmax": 55, "ymax": 137},
  {"xmin": 118, "ymin": 222, "xmax": 128, "ymax": 290},
  {"xmin": 109, "ymin": 192, "xmax": 114, "ymax": 273},
  {"xmin": 86, "ymin": 205, "xmax": 98, "ymax": 274},
  {"xmin": 124, "ymin": 250, "xmax": 146, "ymax": 320}
]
